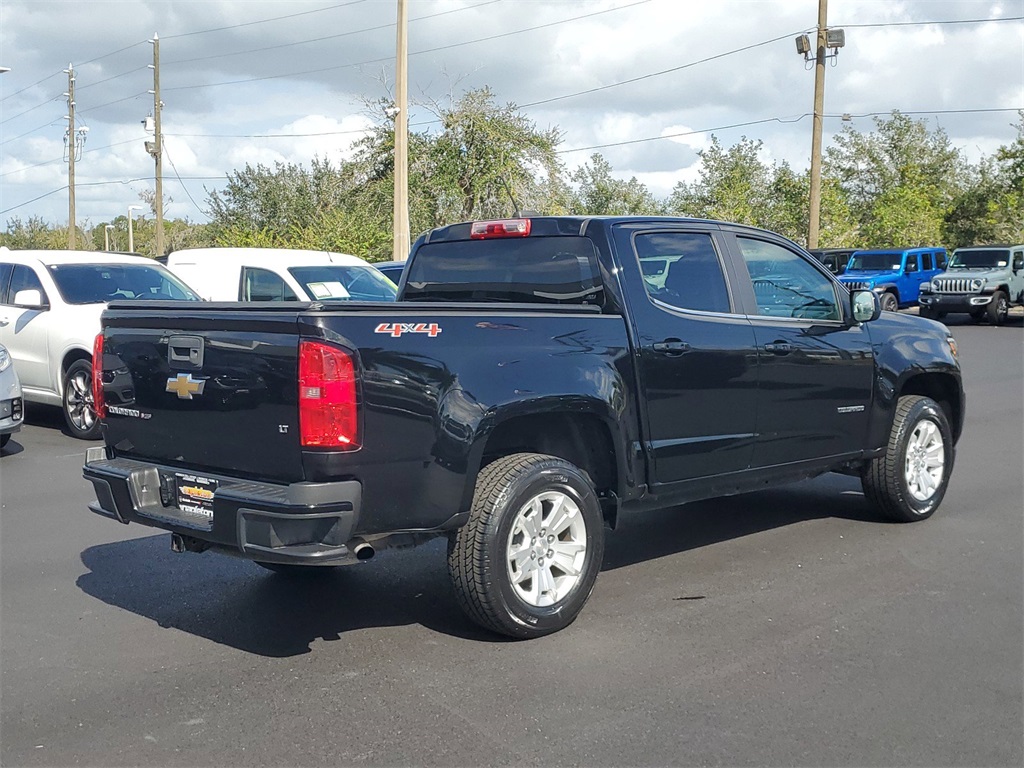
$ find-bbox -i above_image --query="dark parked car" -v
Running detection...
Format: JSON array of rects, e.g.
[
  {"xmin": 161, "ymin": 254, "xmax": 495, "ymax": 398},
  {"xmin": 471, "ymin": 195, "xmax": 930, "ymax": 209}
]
[
  {"xmin": 85, "ymin": 216, "xmax": 964, "ymax": 639},
  {"xmin": 373, "ymin": 260, "xmax": 407, "ymax": 284},
  {"xmin": 808, "ymin": 248, "xmax": 856, "ymax": 275}
]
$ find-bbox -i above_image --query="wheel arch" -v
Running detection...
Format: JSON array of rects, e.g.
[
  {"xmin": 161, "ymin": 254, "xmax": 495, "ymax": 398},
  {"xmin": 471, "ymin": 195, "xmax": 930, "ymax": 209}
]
[
  {"xmin": 60, "ymin": 347, "xmax": 92, "ymax": 394},
  {"xmin": 899, "ymin": 372, "xmax": 964, "ymax": 442},
  {"xmin": 466, "ymin": 407, "xmax": 624, "ymax": 529}
]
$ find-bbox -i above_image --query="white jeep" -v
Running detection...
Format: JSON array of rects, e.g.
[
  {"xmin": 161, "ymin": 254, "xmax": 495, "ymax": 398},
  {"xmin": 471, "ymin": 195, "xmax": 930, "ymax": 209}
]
[{"xmin": 0, "ymin": 248, "xmax": 200, "ymax": 439}]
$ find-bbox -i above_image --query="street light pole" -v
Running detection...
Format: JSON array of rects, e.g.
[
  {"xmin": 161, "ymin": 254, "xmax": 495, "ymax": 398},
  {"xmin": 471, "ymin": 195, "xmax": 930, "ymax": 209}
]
[
  {"xmin": 807, "ymin": 0, "xmax": 828, "ymax": 250},
  {"xmin": 127, "ymin": 205, "xmax": 143, "ymax": 253},
  {"xmin": 104, "ymin": 224, "xmax": 115, "ymax": 251}
]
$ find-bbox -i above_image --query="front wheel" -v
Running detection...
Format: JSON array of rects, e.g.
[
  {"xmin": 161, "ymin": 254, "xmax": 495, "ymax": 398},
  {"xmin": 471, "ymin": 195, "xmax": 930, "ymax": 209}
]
[
  {"xmin": 63, "ymin": 359, "xmax": 101, "ymax": 440},
  {"xmin": 879, "ymin": 292, "xmax": 899, "ymax": 312},
  {"xmin": 448, "ymin": 453, "xmax": 605, "ymax": 639},
  {"xmin": 986, "ymin": 290, "xmax": 1009, "ymax": 325},
  {"xmin": 862, "ymin": 395, "xmax": 953, "ymax": 523}
]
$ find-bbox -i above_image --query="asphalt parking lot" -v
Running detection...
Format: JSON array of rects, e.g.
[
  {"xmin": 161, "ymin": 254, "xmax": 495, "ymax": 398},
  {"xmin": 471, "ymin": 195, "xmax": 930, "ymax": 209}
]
[{"xmin": 1, "ymin": 313, "xmax": 1021, "ymax": 767}]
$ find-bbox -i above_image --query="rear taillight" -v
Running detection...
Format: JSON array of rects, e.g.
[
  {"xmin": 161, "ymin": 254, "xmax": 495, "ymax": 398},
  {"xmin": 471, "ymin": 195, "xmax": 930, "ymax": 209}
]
[
  {"xmin": 470, "ymin": 218, "xmax": 531, "ymax": 239},
  {"xmin": 92, "ymin": 333, "xmax": 107, "ymax": 419},
  {"xmin": 298, "ymin": 340, "xmax": 359, "ymax": 450}
]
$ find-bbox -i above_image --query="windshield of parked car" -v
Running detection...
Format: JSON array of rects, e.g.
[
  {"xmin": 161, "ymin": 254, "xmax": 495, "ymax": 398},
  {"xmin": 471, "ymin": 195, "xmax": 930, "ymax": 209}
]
[
  {"xmin": 948, "ymin": 249, "xmax": 1009, "ymax": 269},
  {"xmin": 846, "ymin": 253, "xmax": 902, "ymax": 271},
  {"xmin": 403, "ymin": 236, "xmax": 603, "ymax": 305},
  {"xmin": 48, "ymin": 263, "xmax": 201, "ymax": 304},
  {"xmin": 287, "ymin": 265, "xmax": 397, "ymax": 301}
]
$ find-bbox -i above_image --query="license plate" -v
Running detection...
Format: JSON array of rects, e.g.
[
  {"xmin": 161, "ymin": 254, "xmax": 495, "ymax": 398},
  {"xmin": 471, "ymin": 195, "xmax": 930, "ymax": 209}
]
[{"xmin": 175, "ymin": 472, "xmax": 217, "ymax": 518}]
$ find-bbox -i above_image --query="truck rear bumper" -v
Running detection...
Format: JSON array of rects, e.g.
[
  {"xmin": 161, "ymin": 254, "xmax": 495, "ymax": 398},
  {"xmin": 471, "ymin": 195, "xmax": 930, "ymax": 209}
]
[
  {"xmin": 919, "ymin": 293, "xmax": 992, "ymax": 312},
  {"xmin": 83, "ymin": 448, "xmax": 366, "ymax": 565}
]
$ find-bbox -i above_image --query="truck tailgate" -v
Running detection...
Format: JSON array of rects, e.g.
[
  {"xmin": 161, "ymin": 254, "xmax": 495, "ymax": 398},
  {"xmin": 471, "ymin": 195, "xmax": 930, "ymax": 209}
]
[{"xmin": 100, "ymin": 303, "xmax": 304, "ymax": 482}]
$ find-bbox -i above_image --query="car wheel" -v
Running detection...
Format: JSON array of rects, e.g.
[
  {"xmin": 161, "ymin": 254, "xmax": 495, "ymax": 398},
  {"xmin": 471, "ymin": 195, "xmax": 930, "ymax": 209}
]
[
  {"xmin": 255, "ymin": 562, "xmax": 339, "ymax": 576},
  {"xmin": 879, "ymin": 292, "xmax": 899, "ymax": 312},
  {"xmin": 63, "ymin": 359, "xmax": 101, "ymax": 440},
  {"xmin": 448, "ymin": 453, "xmax": 605, "ymax": 639},
  {"xmin": 986, "ymin": 290, "xmax": 1009, "ymax": 325},
  {"xmin": 861, "ymin": 395, "xmax": 953, "ymax": 523}
]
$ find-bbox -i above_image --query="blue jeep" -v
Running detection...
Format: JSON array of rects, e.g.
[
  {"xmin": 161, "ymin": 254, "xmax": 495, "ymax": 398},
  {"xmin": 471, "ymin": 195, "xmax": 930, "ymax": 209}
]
[{"xmin": 837, "ymin": 247, "xmax": 947, "ymax": 312}]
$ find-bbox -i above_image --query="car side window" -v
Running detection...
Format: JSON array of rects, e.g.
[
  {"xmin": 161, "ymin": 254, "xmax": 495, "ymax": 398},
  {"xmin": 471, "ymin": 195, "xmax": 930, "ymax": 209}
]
[
  {"xmin": 906, "ymin": 254, "xmax": 918, "ymax": 272},
  {"xmin": 635, "ymin": 232, "xmax": 731, "ymax": 313},
  {"xmin": 921, "ymin": 253, "xmax": 933, "ymax": 271},
  {"xmin": 9, "ymin": 265, "xmax": 48, "ymax": 305},
  {"xmin": 736, "ymin": 237, "xmax": 841, "ymax": 321},
  {"xmin": 242, "ymin": 268, "xmax": 298, "ymax": 302},
  {"xmin": 0, "ymin": 263, "xmax": 13, "ymax": 304}
]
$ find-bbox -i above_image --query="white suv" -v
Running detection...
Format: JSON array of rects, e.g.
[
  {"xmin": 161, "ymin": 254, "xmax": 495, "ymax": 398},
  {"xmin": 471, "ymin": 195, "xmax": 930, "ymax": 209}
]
[{"xmin": 0, "ymin": 248, "xmax": 200, "ymax": 439}]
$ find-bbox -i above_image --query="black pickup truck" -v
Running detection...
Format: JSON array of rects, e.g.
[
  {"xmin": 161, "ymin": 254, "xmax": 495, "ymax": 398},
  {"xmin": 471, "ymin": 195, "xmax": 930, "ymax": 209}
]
[{"xmin": 84, "ymin": 216, "xmax": 964, "ymax": 638}]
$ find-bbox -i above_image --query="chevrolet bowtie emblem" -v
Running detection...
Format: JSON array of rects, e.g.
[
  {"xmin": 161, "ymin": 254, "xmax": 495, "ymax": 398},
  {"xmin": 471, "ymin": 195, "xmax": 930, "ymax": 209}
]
[{"xmin": 166, "ymin": 373, "xmax": 206, "ymax": 399}]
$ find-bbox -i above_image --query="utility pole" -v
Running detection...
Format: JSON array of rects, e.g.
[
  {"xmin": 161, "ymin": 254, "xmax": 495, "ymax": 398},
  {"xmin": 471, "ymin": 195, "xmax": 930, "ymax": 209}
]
[
  {"xmin": 795, "ymin": 0, "xmax": 844, "ymax": 250},
  {"xmin": 807, "ymin": 0, "xmax": 828, "ymax": 250},
  {"xmin": 392, "ymin": 0, "xmax": 410, "ymax": 262},
  {"xmin": 148, "ymin": 34, "xmax": 165, "ymax": 258},
  {"xmin": 64, "ymin": 64, "xmax": 77, "ymax": 249}
]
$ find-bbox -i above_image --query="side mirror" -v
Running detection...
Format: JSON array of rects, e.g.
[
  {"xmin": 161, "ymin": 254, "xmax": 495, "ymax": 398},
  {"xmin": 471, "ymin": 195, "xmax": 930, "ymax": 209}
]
[
  {"xmin": 851, "ymin": 289, "xmax": 880, "ymax": 323},
  {"xmin": 13, "ymin": 289, "xmax": 48, "ymax": 310}
]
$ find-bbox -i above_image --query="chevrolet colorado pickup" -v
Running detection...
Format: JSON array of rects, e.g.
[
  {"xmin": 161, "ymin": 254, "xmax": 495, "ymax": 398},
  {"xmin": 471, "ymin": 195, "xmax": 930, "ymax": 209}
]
[{"xmin": 84, "ymin": 216, "xmax": 965, "ymax": 638}]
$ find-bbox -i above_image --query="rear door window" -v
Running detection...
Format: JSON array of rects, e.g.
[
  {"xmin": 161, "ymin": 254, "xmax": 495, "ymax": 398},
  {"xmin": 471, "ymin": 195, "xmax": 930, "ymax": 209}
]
[
  {"xmin": 241, "ymin": 268, "xmax": 298, "ymax": 302},
  {"xmin": 635, "ymin": 231, "xmax": 731, "ymax": 313}
]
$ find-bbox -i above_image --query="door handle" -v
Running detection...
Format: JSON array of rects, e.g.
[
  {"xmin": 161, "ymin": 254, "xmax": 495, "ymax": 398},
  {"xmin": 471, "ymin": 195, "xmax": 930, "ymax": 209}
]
[
  {"xmin": 653, "ymin": 339, "xmax": 691, "ymax": 356},
  {"xmin": 764, "ymin": 342, "xmax": 794, "ymax": 355}
]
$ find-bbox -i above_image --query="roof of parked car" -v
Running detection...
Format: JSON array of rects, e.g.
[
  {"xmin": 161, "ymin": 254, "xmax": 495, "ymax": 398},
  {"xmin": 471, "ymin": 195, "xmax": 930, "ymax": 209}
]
[{"xmin": 0, "ymin": 247, "xmax": 159, "ymax": 266}]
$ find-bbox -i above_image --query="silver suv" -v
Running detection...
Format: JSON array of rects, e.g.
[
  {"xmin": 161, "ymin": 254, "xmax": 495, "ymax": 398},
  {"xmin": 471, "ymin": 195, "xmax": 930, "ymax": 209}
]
[{"xmin": 919, "ymin": 244, "xmax": 1024, "ymax": 325}]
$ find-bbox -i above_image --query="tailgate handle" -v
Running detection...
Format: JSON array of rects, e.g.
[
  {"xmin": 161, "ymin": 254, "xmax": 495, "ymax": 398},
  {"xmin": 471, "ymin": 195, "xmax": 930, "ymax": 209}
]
[{"xmin": 168, "ymin": 335, "xmax": 204, "ymax": 368}]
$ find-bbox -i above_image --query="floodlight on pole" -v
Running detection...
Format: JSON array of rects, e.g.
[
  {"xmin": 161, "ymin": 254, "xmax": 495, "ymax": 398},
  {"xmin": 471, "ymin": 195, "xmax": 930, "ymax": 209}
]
[{"xmin": 127, "ymin": 205, "xmax": 143, "ymax": 253}]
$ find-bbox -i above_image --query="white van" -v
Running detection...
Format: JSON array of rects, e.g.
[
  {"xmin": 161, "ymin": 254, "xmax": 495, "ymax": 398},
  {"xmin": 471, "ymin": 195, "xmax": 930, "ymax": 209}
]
[{"xmin": 165, "ymin": 247, "xmax": 398, "ymax": 303}]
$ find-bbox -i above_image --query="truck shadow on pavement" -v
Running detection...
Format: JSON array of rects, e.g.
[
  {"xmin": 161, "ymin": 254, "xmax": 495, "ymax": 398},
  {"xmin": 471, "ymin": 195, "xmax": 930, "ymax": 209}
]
[{"xmin": 77, "ymin": 473, "xmax": 879, "ymax": 656}]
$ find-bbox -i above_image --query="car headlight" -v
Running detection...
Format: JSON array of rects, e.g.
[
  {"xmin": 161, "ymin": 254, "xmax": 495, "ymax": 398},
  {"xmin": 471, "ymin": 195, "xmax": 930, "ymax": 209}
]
[
  {"xmin": 971, "ymin": 278, "xmax": 985, "ymax": 291},
  {"xmin": 946, "ymin": 335, "xmax": 958, "ymax": 359},
  {"xmin": 0, "ymin": 346, "xmax": 10, "ymax": 372}
]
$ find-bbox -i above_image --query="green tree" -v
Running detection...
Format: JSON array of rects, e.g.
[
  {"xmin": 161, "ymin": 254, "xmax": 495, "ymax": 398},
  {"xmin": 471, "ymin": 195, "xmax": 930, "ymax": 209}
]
[
  {"xmin": 825, "ymin": 111, "xmax": 964, "ymax": 245},
  {"xmin": 567, "ymin": 154, "xmax": 663, "ymax": 215},
  {"xmin": 667, "ymin": 136, "xmax": 770, "ymax": 225}
]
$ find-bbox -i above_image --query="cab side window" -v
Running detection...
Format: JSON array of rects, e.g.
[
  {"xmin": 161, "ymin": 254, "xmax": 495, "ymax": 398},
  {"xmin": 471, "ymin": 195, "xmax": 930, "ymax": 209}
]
[
  {"xmin": 0, "ymin": 263, "xmax": 13, "ymax": 304},
  {"xmin": 635, "ymin": 232, "xmax": 731, "ymax": 313},
  {"xmin": 737, "ymin": 237, "xmax": 841, "ymax": 321},
  {"xmin": 905, "ymin": 254, "xmax": 918, "ymax": 272},
  {"xmin": 921, "ymin": 253, "xmax": 933, "ymax": 271},
  {"xmin": 9, "ymin": 265, "xmax": 48, "ymax": 305},
  {"xmin": 241, "ymin": 268, "xmax": 298, "ymax": 302}
]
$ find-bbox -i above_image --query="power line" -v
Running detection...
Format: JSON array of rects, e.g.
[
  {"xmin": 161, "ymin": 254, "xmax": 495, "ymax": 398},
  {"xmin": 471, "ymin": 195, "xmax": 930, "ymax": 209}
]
[
  {"xmin": 0, "ymin": 119, "xmax": 65, "ymax": 147},
  {"xmin": 0, "ymin": 185, "xmax": 68, "ymax": 216},
  {"xmin": 0, "ymin": 70, "xmax": 63, "ymax": 103},
  {"xmin": 0, "ymin": 95, "xmax": 62, "ymax": 126},
  {"xmin": 161, "ymin": 0, "xmax": 653, "ymax": 93},
  {"xmin": 165, "ymin": 0, "xmax": 503, "ymax": 66},
  {"xmin": 163, "ymin": 0, "xmax": 370, "ymax": 39},
  {"xmin": 163, "ymin": 143, "xmax": 206, "ymax": 215},
  {"xmin": 556, "ymin": 107, "xmax": 1024, "ymax": 155},
  {"xmin": 839, "ymin": 15, "xmax": 1023, "ymax": 29},
  {"xmin": 77, "ymin": 65, "xmax": 150, "ymax": 93}
]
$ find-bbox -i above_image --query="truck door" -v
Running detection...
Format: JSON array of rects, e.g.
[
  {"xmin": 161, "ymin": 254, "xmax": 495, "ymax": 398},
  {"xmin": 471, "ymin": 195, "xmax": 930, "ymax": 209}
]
[
  {"xmin": 615, "ymin": 226, "xmax": 758, "ymax": 484},
  {"xmin": 727, "ymin": 234, "xmax": 874, "ymax": 467}
]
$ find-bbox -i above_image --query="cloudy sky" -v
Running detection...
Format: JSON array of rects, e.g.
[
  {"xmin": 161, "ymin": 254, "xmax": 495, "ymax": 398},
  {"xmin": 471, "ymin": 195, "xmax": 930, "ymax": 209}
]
[{"xmin": 1, "ymin": 0, "xmax": 1022, "ymax": 231}]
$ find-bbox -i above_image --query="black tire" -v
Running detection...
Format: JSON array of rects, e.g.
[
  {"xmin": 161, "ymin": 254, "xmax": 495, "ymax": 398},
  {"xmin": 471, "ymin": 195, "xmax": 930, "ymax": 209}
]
[
  {"xmin": 255, "ymin": 562, "xmax": 339, "ymax": 576},
  {"xmin": 62, "ymin": 359, "xmax": 101, "ymax": 440},
  {"xmin": 448, "ymin": 453, "xmax": 605, "ymax": 639},
  {"xmin": 919, "ymin": 306, "xmax": 940, "ymax": 320},
  {"xmin": 879, "ymin": 292, "xmax": 899, "ymax": 312},
  {"xmin": 862, "ymin": 395, "xmax": 953, "ymax": 523},
  {"xmin": 986, "ymin": 290, "xmax": 1009, "ymax": 325}
]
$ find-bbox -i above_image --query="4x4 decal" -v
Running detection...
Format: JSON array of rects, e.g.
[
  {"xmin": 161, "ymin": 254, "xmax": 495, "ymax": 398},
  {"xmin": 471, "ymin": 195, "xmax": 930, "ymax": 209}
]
[{"xmin": 374, "ymin": 322, "xmax": 443, "ymax": 338}]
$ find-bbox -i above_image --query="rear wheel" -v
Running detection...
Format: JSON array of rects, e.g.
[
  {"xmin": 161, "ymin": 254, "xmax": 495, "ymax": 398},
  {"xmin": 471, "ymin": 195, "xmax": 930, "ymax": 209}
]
[
  {"xmin": 879, "ymin": 292, "xmax": 899, "ymax": 312},
  {"xmin": 63, "ymin": 359, "xmax": 101, "ymax": 440},
  {"xmin": 862, "ymin": 395, "xmax": 953, "ymax": 523},
  {"xmin": 448, "ymin": 453, "xmax": 605, "ymax": 639},
  {"xmin": 986, "ymin": 290, "xmax": 1009, "ymax": 325}
]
